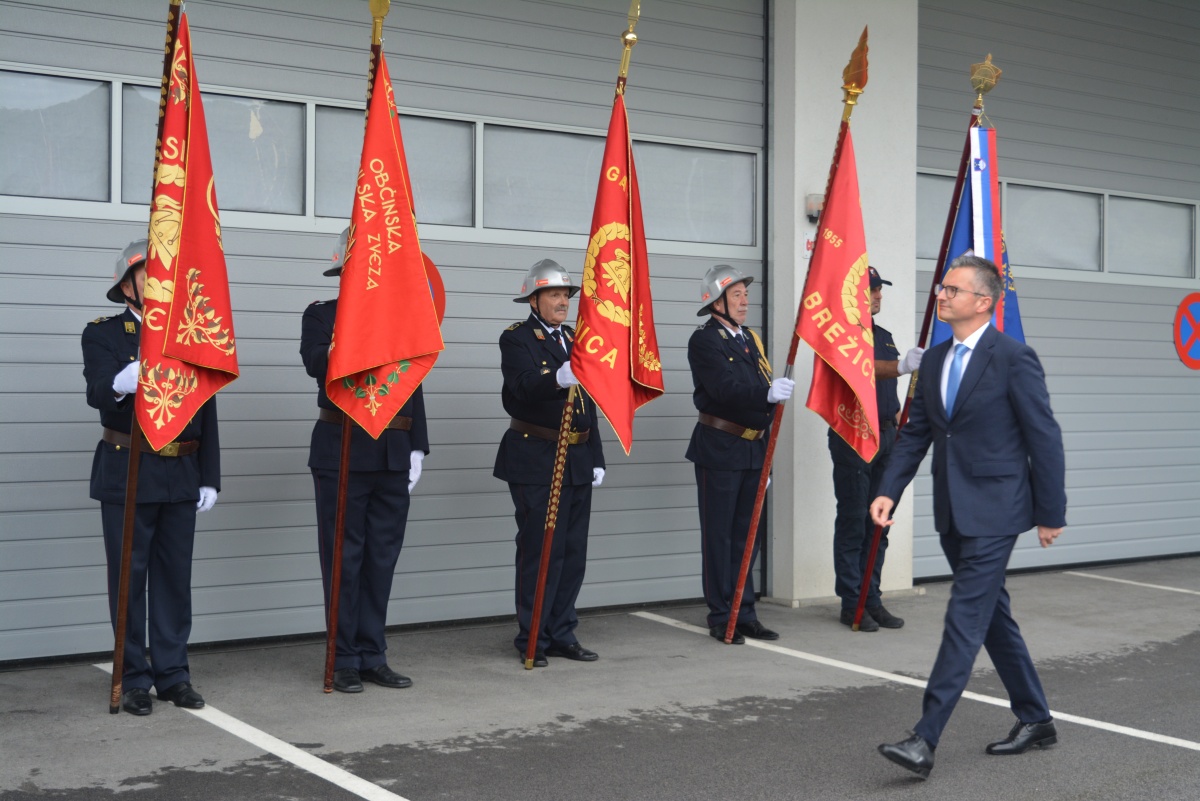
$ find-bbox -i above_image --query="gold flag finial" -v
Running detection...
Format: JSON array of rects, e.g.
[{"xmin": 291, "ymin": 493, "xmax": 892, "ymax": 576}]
[
  {"xmin": 840, "ymin": 26, "xmax": 869, "ymax": 121},
  {"xmin": 970, "ymin": 53, "xmax": 1001, "ymax": 107},
  {"xmin": 370, "ymin": 0, "xmax": 391, "ymax": 46},
  {"xmin": 616, "ymin": 0, "xmax": 641, "ymax": 94}
]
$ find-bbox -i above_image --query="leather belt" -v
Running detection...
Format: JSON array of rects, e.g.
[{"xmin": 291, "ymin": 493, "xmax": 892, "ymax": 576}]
[
  {"xmin": 319, "ymin": 407, "xmax": 413, "ymax": 431},
  {"xmin": 509, "ymin": 418, "xmax": 590, "ymax": 446},
  {"xmin": 102, "ymin": 428, "xmax": 199, "ymax": 457},
  {"xmin": 698, "ymin": 413, "xmax": 764, "ymax": 441},
  {"xmin": 881, "ymin": 418, "xmax": 897, "ymax": 431}
]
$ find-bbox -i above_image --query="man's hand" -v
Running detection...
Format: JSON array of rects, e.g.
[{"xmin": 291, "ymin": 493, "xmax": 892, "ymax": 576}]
[
  {"xmin": 556, "ymin": 361, "xmax": 578, "ymax": 388},
  {"xmin": 1037, "ymin": 525, "xmax": 1063, "ymax": 548},
  {"xmin": 898, "ymin": 347, "xmax": 926, "ymax": 375},
  {"xmin": 196, "ymin": 487, "xmax": 218, "ymax": 513},
  {"xmin": 408, "ymin": 451, "xmax": 424, "ymax": 492},
  {"xmin": 113, "ymin": 361, "xmax": 139, "ymax": 397},
  {"xmin": 870, "ymin": 496, "xmax": 895, "ymax": 528},
  {"xmin": 767, "ymin": 377, "xmax": 795, "ymax": 403},
  {"xmin": 592, "ymin": 467, "xmax": 605, "ymax": 487}
]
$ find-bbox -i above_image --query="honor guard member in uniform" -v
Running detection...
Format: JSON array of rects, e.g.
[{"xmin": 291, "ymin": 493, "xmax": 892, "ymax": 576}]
[
  {"xmin": 829, "ymin": 266, "xmax": 924, "ymax": 632},
  {"xmin": 495, "ymin": 259, "xmax": 605, "ymax": 667},
  {"xmin": 82, "ymin": 239, "xmax": 219, "ymax": 716},
  {"xmin": 301, "ymin": 228, "xmax": 429, "ymax": 694},
  {"xmin": 686, "ymin": 265, "xmax": 793, "ymax": 644}
]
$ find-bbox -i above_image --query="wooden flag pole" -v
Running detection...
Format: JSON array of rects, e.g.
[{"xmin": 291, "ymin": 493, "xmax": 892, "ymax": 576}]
[
  {"xmin": 724, "ymin": 28, "xmax": 869, "ymax": 644},
  {"xmin": 850, "ymin": 56, "xmax": 1000, "ymax": 630},
  {"xmin": 323, "ymin": 0, "xmax": 392, "ymax": 693},
  {"xmin": 110, "ymin": 0, "xmax": 183, "ymax": 714}
]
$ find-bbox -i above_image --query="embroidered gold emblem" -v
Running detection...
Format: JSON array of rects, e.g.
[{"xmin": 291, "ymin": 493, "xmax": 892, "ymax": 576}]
[
  {"xmin": 175, "ymin": 268, "xmax": 235, "ymax": 355},
  {"xmin": 835, "ymin": 399, "xmax": 873, "ymax": 440},
  {"xmin": 582, "ymin": 222, "xmax": 633, "ymax": 327},
  {"xmin": 637, "ymin": 304, "xmax": 661, "ymax": 372},
  {"xmin": 341, "ymin": 361, "xmax": 411, "ymax": 417},
  {"xmin": 139, "ymin": 361, "xmax": 199, "ymax": 430},
  {"xmin": 841, "ymin": 253, "xmax": 874, "ymax": 347}
]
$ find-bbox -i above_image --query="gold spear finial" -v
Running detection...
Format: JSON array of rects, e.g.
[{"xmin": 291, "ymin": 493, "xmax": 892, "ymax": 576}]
[
  {"xmin": 370, "ymin": 0, "xmax": 391, "ymax": 46},
  {"xmin": 616, "ymin": 0, "xmax": 641, "ymax": 94},
  {"xmin": 840, "ymin": 26, "xmax": 869, "ymax": 121},
  {"xmin": 970, "ymin": 53, "xmax": 1001, "ymax": 107}
]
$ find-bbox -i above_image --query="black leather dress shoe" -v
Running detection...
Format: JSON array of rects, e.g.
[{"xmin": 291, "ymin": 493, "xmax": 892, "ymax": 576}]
[
  {"xmin": 840, "ymin": 608, "xmax": 879, "ymax": 632},
  {"xmin": 121, "ymin": 688, "xmax": 153, "ymax": 716},
  {"xmin": 361, "ymin": 664, "xmax": 413, "ymax": 688},
  {"xmin": 986, "ymin": 719, "xmax": 1057, "ymax": 755},
  {"xmin": 332, "ymin": 668, "xmax": 364, "ymax": 693},
  {"xmin": 518, "ymin": 649, "xmax": 548, "ymax": 667},
  {"xmin": 878, "ymin": 734, "xmax": 935, "ymax": 779},
  {"xmin": 736, "ymin": 620, "xmax": 780, "ymax": 640},
  {"xmin": 709, "ymin": 625, "xmax": 745, "ymax": 644},
  {"xmin": 158, "ymin": 681, "xmax": 205, "ymax": 709},
  {"xmin": 545, "ymin": 642, "xmax": 599, "ymax": 661},
  {"xmin": 867, "ymin": 605, "xmax": 905, "ymax": 629}
]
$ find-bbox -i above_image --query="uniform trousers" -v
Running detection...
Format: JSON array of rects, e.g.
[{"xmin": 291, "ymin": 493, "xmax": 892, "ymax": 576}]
[
  {"xmin": 510, "ymin": 481, "xmax": 591, "ymax": 651},
  {"xmin": 829, "ymin": 425, "xmax": 896, "ymax": 611},
  {"xmin": 914, "ymin": 522, "xmax": 1051, "ymax": 747},
  {"xmin": 695, "ymin": 465, "xmax": 762, "ymax": 629},
  {"xmin": 312, "ymin": 468, "xmax": 409, "ymax": 671},
  {"xmin": 101, "ymin": 501, "xmax": 196, "ymax": 692}
]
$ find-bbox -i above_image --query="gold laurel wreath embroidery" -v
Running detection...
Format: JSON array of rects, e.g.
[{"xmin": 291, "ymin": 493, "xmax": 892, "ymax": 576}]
[
  {"xmin": 583, "ymin": 222, "xmax": 633, "ymax": 327},
  {"xmin": 341, "ymin": 361, "xmax": 411, "ymax": 417},
  {"xmin": 637, "ymin": 304, "xmax": 661, "ymax": 372},
  {"xmin": 175, "ymin": 268, "xmax": 235, "ymax": 355},
  {"xmin": 841, "ymin": 253, "xmax": 875, "ymax": 347},
  {"xmin": 169, "ymin": 39, "xmax": 188, "ymax": 106},
  {"xmin": 139, "ymin": 361, "xmax": 199, "ymax": 430},
  {"xmin": 149, "ymin": 194, "xmax": 183, "ymax": 271}
]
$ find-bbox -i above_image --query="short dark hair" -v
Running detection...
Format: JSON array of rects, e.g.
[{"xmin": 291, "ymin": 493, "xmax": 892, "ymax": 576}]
[{"xmin": 948, "ymin": 254, "xmax": 1002, "ymax": 306}]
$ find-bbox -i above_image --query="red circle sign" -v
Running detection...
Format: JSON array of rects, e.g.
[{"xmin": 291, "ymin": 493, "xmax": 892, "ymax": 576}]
[{"xmin": 1174, "ymin": 292, "xmax": 1200, "ymax": 370}]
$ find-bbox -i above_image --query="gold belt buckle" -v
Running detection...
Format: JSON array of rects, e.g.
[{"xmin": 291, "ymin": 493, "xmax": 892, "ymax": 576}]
[
  {"xmin": 740, "ymin": 428, "xmax": 761, "ymax": 441},
  {"xmin": 567, "ymin": 431, "xmax": 583, "ymax": 446},
  {"xmin": 157, "ymin": 442, "xmax": 181, "ymax": 457}
]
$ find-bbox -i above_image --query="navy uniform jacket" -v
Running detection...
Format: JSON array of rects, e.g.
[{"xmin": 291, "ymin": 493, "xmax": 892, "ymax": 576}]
[
  {"xmin": 300, "ymin": 299, "xmax": 429, "ymax": 471},
  {"xmin": 82, "ymin": 308, "xmax": 220, "ymax": 504},
  {"xmin": 493, "ymin": 315, "xmax": 604, "ymax": 486},
  {"xmin": 877, "ymin": 325, "xmax": 1067, "ymax": 537},
  {"xmin": 874, "ymin": 323, "xmax": 901, "ymax": 425},
  {"xmin": 685, "ymin": 318, "xmax": 775, "ymax": 471}
]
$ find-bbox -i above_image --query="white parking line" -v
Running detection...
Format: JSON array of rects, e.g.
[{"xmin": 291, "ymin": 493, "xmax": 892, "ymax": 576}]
[
  {"xmin": 632, "ymin": 611, "xmax": 1200, "ymax": 753},
  {"xmin": 94, "ymin": 663, "xmax": 411, "ymax": 801},
  {"xmin": 1064, "ymin": 571, "xmax": 1200, "ymax": 597}
]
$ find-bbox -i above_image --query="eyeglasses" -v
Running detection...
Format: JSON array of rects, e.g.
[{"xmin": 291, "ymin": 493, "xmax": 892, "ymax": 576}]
[{"xmin": 935, "ymin": 283, "xmax": 988, "ymax": 300}]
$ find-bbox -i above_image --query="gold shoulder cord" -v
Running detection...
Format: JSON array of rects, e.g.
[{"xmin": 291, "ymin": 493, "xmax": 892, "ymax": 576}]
[{"xmin": 747, "ymin": 328, "xmax": 773, "ymax": 383}]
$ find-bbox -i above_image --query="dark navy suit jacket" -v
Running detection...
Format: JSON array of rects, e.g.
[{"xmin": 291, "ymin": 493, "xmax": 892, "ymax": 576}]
[
  {"xmin": 300, "ymin": 299, "xmax": 429, "ymax": 472},
  {"xmin": 877, "ymin": 324, "xmax": 1066, "ymax": 537},
  {"xmin": 82, "ymin": 308, "xmax": 220, "ymax": 504},
  {"xmin": 493, "ymin": 314, "xmax": 604, "ymax": 486}
]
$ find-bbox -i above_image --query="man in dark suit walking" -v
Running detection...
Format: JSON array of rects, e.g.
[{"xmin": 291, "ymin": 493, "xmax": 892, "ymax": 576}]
[
  {"xmin": 871, "ymin": 255, "xmax": 1066, "ymax": 778},
  {"xmin": 495, "ymin": 259, "xmax": 605, "ymax": 666}
]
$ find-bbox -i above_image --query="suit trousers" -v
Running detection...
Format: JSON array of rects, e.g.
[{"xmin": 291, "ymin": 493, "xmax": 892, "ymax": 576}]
[
  {"xmin": 695, "ymin": 465, "xmax": 762, "ymax": 628},
  {"xmin": 510, "ymin": 482, "xmax": 591, "ymax": 651},
  {"xmin": 914, "ymin": 524, "xmax": 1050, "ymax": 747},
  {"xmin": 829, "ymin": 425, "xmax": 896, "ymax": 611},
  {"xmin": 312, "ymin": 468, "xmax": 410, "ymax": 671},
  {"xmin": 101, "ymin": 500, "xmax": 196, "ymax": 692}
]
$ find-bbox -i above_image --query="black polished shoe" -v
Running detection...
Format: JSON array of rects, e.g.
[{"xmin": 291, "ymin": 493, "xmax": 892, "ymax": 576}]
[
  {"xmin": 518, "ymin": 648, "xmax": 548, "ymax": 667},
  {"xmin": 986, "ymin": 719, "xmax": 1057, "ymax": 755},
  {"xmin": 867, "ymin": 605, "xmax": 905, "ymax": 629},
  {"xmin": 545, "ymin": 642, "xmax": 599, "ymax": 661},
  {"xmin": 736, "ymin": 620, "xmax": 780, "ymax": 641},
  {"xmin": 709, "ymin": 625, "xmax": 745, "ymax": 645},
  {"xmin": 360, "ymin": 664, "xmax": 413, "ymax": 689},
  {"xmin": 840, "ymin": 608, "xmax": 879, "ymax": 632},
  {"xmin": 332, "ymin": 668, "xmax": 364, "ymax": 693},
  {"xmin": 878, "ymin": 734, "xmax": 935, "ymax": 779},
  {"xmin": 121, "ymin": 687, "xmax": 153, "ymax": 716},
  {"xmin": 158, "ymin": 681, "xmax": 205, "ymax": 709}
]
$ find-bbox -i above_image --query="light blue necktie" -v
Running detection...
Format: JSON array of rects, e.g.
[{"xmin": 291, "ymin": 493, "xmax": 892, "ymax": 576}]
[{"xmin": 944, "ymin": 343, "xmax": 969, "ymax": 417}]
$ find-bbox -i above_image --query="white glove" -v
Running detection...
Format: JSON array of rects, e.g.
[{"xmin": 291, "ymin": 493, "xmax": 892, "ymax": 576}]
[
  {"xmin": 898, "ymin": 346, "xmax": 926, "ymax": 375},
  {"xmin": 408, "ymin": 451, "xmax": 424, "ymax": 492},
  {"xmin": 113, "ymin": 361, "xmax": 140, "ymax": 397},
  {"xmin": 766, "ymin": 377, "xmax": 795, "ymax": 404},
  {"xmin": 766, "ymin": 476, "xmax": 771, "ymax": 490},
  {"xmin": 592, "ymin": 467, "xmax": 605, "ymax": 487},
  {"xmin": 556, "ymin": 361, "xmax": 578, "ymax": 388},
  {"xmin": 196, "ymin": 486, "xmax": 218, "ymax": 513}
]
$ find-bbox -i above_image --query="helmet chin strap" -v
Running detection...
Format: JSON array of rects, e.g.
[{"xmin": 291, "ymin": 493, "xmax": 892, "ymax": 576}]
[
  {"xmin": 126, "ymin": 283, "xmax": 143, "ymax": 311},
  {"xmin": 529, "ymin": 294, "xmax": 560, "ymax": 329},
  {"xmin": 709, "ymin": 291, "xmax": 739, "ymax": 329}
]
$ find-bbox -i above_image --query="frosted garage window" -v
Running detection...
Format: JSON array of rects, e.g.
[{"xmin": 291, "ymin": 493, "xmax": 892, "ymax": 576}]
[
  {"xmin": 484, "ymin": 126, "xmax": 603, "ymax": 234},
  {"xmin": 0, "ymin": 71, "xmax": 110, "ymax": 201},
  {"xmin": 632, "ymin": 142, "xmax": 755, "ymax": 246},
  {"xmin": 315, "ymin": 107, "xmax": 473, "ymax": 225},
  {"xmin": 1107, "ymin": 197, "xmax": 1194, "ymax": 278},
  {"xmin": 916, "ymin": 174, "xmax": 955, "ymax": 260},
  {"xmin": 1006, "ymin": 185, "xmax": 1101, "ymax": 271},
  {"xmin": 124, "ymin": 87, "xmax": 305, "ymax": 213}
]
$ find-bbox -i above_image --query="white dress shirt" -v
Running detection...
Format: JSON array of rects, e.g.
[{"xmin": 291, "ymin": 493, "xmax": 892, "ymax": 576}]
[{"xmin": 940, "ymin": 322, "xmax": 990, "ymax": 408}]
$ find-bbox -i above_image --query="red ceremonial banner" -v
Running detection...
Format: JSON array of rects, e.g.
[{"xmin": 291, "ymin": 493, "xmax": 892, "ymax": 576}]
[
  {"xmin": 137, "ymin": 12, "xmax": 238, "ymax": 452},
  {"xmin": 796, "ymin": 125, "xmax": 879, "ymax": 462},
  {"xmin": 573, "ymin": 94, "xmax": 664, "ymax": 454},
  {"xmin": 325, "ymin": 53, "xmax": 445, "ymax": 438}
]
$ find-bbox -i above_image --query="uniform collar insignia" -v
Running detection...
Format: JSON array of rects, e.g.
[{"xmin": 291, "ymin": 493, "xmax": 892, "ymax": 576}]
[
  {"xmin": 533, "ymin": 327, "xmax": 545, "ymax": 340},
  {"xmin": 124, "ymin": 320, "xmax": 137, "ymax": 334}
]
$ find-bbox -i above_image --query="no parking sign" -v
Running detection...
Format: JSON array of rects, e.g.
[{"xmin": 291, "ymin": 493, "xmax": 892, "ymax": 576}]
[{"xmin": 1174, "ymin": 292, "xmax": 1200, "ymax": 370}]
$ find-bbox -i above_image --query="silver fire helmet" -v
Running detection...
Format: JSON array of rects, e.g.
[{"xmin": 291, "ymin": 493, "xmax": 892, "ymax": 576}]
[
  {"xmin": 323, "ymin": 227, "xmax": 351, "ymax": 277},
  {"xmin": 107, "ymin": 239, "xmax": 149, "ymax": 304},
  {"xmin": 697, "ymin": 264, "xmax": 753, "ymax": 316},
  {"xmin": 513, "ymin": 259, "xmax": 579, "ymax": 303}
]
